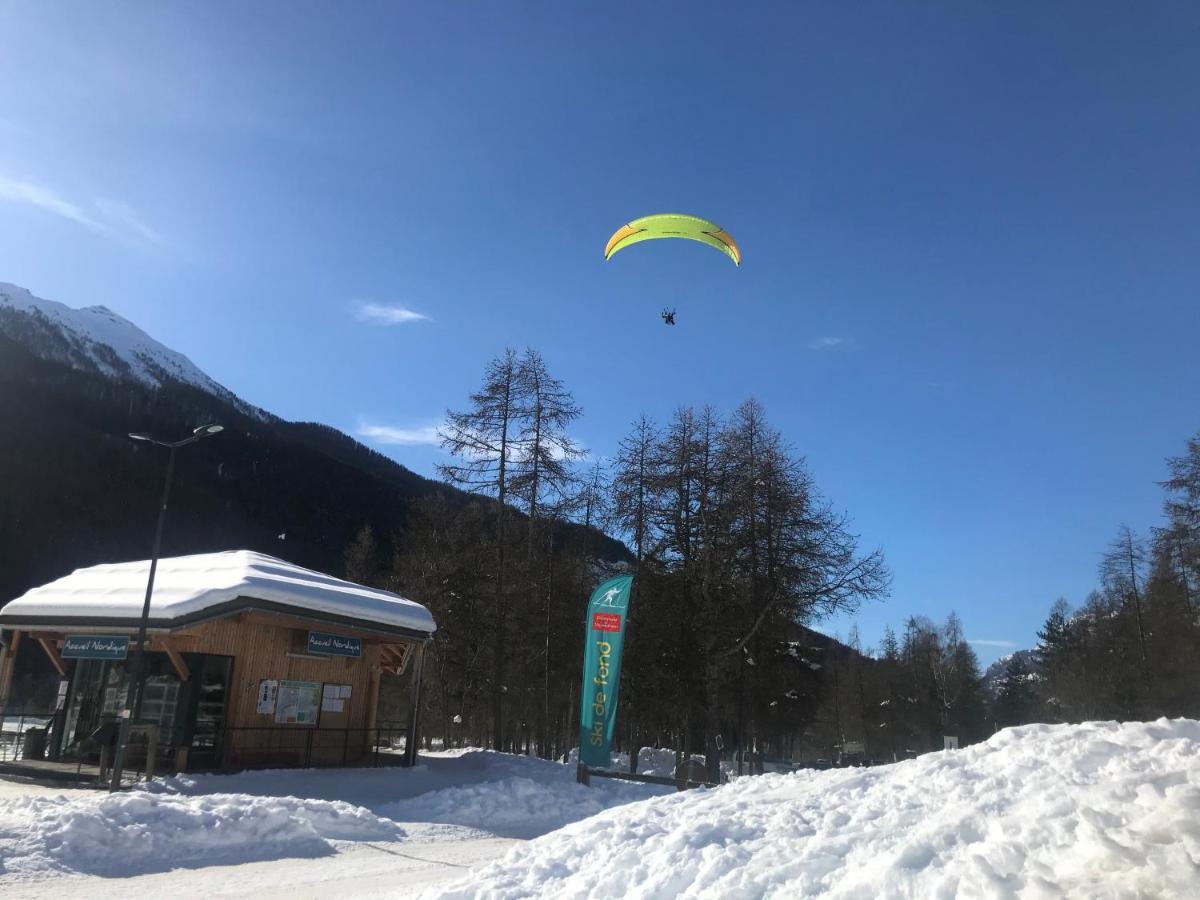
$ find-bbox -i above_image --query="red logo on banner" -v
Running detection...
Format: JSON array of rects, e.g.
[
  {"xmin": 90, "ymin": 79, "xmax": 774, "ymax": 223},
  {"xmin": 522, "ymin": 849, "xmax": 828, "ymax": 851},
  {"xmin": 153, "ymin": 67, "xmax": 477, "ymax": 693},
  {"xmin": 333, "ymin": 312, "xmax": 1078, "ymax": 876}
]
[{"xmin": 592, "ymin": 612, "xmax": 622, "ymax": 632}]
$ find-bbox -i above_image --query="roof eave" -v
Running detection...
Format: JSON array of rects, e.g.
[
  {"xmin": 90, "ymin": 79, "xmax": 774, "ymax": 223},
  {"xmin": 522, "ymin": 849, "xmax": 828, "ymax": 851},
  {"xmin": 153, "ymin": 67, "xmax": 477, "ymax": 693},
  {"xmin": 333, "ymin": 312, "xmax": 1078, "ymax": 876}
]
[{"xmin": 0, "ymin": 595, "xmax": 435, "ymax": 642}]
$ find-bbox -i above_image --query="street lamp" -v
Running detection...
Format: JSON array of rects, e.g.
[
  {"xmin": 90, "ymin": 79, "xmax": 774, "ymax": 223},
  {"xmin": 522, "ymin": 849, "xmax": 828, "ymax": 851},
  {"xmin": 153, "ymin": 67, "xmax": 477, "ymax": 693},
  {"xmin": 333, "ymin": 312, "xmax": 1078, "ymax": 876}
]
[{"xmin": 109, "ymin": 424, "xmax": 224, "ymax": 790}]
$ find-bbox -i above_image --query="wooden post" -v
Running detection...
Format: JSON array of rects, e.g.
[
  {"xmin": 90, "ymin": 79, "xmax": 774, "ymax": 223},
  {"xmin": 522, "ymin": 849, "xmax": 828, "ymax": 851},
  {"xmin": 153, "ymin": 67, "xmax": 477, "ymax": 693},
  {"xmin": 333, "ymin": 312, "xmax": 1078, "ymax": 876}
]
[
  {"xmin": 0, "ymin": 630, "xmax": 23, "ymax": 709},
  {"xmin": 365, "ymin": 652, "xmax": 381, "ymax": 759},
  {"xmin": 402, "ymin": 642, "xmax": 426, "ymax": 767},
  {"xmin": 0, "ymin": 630, "xmax": 23, "ymax": 755}
]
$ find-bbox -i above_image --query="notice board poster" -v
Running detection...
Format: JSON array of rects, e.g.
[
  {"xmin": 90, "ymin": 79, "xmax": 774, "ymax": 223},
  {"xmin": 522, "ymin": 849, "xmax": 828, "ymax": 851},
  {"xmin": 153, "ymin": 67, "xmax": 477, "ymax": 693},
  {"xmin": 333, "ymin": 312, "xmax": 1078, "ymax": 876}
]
[
  {"xmin": 321, "ymin": 683, "xmax": 351, "ymax": 713},
  {"xmin": 274, "ymin": 680, "xmax": 320, "ymax": 725},
  {"xmin": 256, "ymin": 680, "xmax": 279, "ymax": 714}
]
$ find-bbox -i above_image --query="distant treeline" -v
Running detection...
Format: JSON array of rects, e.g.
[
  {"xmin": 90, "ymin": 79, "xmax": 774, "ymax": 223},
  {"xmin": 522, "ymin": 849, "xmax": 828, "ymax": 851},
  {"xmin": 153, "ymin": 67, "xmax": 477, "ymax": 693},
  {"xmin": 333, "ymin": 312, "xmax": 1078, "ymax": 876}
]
[{"xmin": 758, "ymin": 429, "xmax": 1200, "ymax": 763}]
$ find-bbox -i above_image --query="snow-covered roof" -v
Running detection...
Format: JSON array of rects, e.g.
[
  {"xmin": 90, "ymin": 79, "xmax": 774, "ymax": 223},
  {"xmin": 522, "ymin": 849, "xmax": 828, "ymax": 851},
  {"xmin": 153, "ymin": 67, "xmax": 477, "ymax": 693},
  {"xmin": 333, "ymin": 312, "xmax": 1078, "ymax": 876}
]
[{"xmin": 0, "ymin": 550, "xmax": 435, "ymax": 636}]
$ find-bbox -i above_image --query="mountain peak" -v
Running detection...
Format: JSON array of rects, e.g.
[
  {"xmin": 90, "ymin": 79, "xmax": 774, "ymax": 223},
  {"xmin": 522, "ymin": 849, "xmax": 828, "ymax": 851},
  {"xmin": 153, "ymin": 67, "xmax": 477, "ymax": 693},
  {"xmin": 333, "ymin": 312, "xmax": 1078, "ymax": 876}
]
[{"xmin": 0, "ymin": 281, "xmax": 262, "ymax": 417}]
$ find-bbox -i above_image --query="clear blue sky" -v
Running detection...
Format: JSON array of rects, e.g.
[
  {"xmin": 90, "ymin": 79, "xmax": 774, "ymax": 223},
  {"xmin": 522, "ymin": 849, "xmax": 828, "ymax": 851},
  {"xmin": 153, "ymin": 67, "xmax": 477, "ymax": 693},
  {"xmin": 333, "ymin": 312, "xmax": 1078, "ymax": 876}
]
[{"xmin": 2, "ymin": 2, "xmax": 1198, "ymax": 666}]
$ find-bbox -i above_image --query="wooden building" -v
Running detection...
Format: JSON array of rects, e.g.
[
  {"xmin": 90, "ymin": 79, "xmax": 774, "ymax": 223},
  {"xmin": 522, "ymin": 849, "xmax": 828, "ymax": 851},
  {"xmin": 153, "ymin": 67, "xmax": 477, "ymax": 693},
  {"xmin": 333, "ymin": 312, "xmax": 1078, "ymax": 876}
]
[{"xmin": 0, "ymin": 550, "xmax": 436, "ymax": 774}]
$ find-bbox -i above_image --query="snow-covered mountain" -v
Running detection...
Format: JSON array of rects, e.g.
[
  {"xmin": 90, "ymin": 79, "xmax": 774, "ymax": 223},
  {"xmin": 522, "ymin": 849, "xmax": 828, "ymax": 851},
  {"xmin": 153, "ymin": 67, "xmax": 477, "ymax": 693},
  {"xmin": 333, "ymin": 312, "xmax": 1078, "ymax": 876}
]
[
  {"xmin": 0, "ymin": 281, "xmax": 262, "ymax": 416},
  {"xmin": 981, "ymin": 648, "xmax": 1036, "ymax": 698}
]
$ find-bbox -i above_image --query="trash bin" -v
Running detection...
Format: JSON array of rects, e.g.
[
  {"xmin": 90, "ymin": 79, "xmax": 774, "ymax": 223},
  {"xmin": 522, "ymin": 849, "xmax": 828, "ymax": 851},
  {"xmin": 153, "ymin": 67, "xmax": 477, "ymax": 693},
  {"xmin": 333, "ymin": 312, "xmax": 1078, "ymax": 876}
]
[{"xmin": 21, "ymin": 726, "xmax": 47, "ymax": 760}]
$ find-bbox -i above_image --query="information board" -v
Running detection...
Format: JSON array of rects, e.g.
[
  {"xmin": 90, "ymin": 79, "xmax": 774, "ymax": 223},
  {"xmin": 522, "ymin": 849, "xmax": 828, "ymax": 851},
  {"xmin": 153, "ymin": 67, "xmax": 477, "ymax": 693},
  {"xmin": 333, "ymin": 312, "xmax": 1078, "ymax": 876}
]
[{"xmin": 274, "ymin": 680, "xmax": 320, "ymax": 725}]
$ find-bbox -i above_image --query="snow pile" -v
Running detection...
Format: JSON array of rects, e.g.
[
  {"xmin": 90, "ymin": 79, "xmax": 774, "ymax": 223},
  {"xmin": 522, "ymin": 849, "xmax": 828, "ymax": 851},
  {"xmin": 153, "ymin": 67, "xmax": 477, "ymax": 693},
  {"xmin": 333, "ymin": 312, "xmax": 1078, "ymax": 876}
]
[
  {"xmin": 432, "ymin": 719, "xmax": 1200, "ymax": 898},
  {"xmin": 0, "ymin": 789, "xmax": 402, "ymax": 879},
  {"xmin": 153, "ymin": 750, "xmax": 665, "ymax": 840},
  {"xmin": 381, "ymin": 775, "xmax": 657, "ymax": 839}
]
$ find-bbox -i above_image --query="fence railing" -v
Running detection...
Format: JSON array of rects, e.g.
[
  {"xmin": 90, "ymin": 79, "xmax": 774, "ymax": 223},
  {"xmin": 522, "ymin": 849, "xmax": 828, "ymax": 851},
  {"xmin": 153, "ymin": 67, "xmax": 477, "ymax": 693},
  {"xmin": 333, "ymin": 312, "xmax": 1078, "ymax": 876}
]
[
  {"xmin": 216, "ymin": 725, "xmax": 414, "ymax": 771},
  {"xmin": 0, "ymin": 709, "xmax": 55, "ymax": 763},
  {"xmin": 0, "ymin": 705, "xmax": 418, "ymax": 780}
]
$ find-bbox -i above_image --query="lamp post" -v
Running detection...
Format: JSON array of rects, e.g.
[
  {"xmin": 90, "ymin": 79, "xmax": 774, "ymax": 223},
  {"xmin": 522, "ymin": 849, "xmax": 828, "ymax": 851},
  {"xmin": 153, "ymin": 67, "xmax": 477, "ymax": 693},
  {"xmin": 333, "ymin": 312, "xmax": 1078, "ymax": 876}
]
[{"xmin": 109, "ymin": 424, "xmax": 223, "ymax": 791}]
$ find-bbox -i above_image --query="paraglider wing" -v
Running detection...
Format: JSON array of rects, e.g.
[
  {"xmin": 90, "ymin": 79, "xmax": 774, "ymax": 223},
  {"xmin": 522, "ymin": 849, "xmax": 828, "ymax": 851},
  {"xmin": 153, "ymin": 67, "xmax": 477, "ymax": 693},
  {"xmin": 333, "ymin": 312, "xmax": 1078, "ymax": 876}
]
[{"xmin": 604, "ymin": 213, "xmax": 740, "ymax": 266}]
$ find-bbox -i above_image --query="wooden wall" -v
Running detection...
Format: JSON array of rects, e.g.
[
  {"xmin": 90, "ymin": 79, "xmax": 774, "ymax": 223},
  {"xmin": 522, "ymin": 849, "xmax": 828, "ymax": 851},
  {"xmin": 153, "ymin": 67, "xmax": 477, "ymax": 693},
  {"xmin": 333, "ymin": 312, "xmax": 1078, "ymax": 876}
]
[{"xmin": 160, "ymin": 613, "xmax": 418, "ymax": 767}]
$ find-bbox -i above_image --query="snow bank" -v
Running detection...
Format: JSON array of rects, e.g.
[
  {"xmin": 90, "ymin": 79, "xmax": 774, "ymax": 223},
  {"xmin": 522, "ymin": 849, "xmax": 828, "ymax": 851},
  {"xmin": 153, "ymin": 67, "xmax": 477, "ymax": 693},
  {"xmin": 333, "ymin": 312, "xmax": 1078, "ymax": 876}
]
[
  {"xmin": 381, "ymin": 775, "xmax": 661, "ymax": 839},
  {"xmin": 0, "ymin": 750, "xmax": 666, "ymax": 883},
  {"xmin": 0, "ymin": 748, "xmax": 665, "ymax": 881},
  {"xmin": 432, "ymin": 719, "xmax": 1200, "ymax": 898},
  {"xmin": 0, "ymin": 790, "xmax": 402, "ymax": 879},
  {"xmin": 156, "ymin": 749, "xmax": 667, "ymax": 838}
]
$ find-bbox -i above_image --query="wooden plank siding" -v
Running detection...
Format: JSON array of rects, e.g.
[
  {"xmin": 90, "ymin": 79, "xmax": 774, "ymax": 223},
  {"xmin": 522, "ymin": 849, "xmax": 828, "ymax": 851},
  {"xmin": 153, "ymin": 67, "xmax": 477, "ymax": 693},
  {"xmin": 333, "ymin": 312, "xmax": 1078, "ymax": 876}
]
[{"xmin": 143, "ymin": 612, "xmax": 420, "ymax": 768}]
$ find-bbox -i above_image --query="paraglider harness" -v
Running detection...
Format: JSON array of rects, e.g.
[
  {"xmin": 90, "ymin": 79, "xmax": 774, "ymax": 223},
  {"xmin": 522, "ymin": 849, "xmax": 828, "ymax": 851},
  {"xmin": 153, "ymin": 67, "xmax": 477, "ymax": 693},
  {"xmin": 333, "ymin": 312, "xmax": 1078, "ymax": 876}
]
[{"xmin": 661, "ymin": 308, "xmax": 676, "ymax": 325}]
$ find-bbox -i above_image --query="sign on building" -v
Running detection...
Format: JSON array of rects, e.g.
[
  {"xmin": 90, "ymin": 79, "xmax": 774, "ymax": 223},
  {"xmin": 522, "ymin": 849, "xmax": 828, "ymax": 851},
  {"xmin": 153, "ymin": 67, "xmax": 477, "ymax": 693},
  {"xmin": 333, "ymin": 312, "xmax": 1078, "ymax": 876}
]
[
  {"xmin": 61, "ymin": 635, "xmax": 129, "ymax": 660},
  {"xmin": 944, "ymin": 735, "xmax": 959, "ymax": 751},
  {"xmin": 842, "ymin": 741, "xmax": 865, "ymax": 755},
  {"xmin": 256, "ymin": 679, "xmax": 279, "ymax": 714},
  {"xmin": 307, "ymin": 631, "xmax": 362, "ymax": 658}
]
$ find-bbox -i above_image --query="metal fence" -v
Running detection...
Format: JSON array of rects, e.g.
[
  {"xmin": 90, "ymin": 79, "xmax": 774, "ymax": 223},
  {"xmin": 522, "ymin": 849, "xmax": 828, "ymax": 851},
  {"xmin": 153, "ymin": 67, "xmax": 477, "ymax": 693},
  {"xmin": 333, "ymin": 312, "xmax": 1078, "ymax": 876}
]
[
  {"xmin": 217, "ymin": 725, "xmax": 414, "ymax": 770},
  {"xmin": 0, "ymin": 704, "xmax": 418, "ymax": 780},
  {"xmin": 0, "ymin": 708, "xmax": 55, "ymax": 763}
]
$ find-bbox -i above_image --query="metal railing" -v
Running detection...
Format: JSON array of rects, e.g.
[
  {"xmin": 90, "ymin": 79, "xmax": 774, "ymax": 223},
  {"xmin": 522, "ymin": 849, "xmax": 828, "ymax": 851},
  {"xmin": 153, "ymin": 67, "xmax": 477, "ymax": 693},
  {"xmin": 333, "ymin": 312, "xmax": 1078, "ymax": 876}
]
[
  {"xmin": 0, "ymin": 708, "xmax": 55, "ymax": 763},
  {"xmin": 211, "ymin": 725, "xmax": 415, "ymax": 772},
  {"xmin": 0, "ymin": 706, "xmax": 419, "ymax": 780}
]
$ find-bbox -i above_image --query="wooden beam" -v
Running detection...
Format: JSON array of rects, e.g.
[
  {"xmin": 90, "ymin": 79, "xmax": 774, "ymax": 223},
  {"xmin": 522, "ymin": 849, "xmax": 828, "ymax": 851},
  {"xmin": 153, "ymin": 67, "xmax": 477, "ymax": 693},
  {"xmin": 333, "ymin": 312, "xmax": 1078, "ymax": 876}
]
[
  {"xmin": 157, "ymin": 638, "xmax": 191, "ymax": 681},
  {"xmin": 0, "ymin": 630, "xmax": 22, "ymax": 708},
  {"xmin": 381, "ymin": 643, "xmax": 413, "ymax": 675},
  {"xmin": 364, "ymin": 651, "xmax": 382, "ymax": 756},
  {"xmin": 36, "ymin": 637, "xmax": 66, "ymax": 677}
]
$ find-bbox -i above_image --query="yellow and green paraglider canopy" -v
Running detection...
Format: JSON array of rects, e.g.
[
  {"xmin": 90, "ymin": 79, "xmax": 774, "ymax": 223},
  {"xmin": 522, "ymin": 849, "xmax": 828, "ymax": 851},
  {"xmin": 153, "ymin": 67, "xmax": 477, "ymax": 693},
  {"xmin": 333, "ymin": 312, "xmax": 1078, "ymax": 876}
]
[{"xmin": 604, "ymin": 213, "xmax": 740, "ymax": 266}]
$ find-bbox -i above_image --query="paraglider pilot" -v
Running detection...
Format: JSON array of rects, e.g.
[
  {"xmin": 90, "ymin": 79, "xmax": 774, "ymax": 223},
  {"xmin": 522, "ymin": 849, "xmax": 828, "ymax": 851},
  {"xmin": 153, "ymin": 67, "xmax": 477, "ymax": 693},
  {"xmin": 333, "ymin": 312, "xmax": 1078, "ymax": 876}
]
[{"xmin": 661, "ymin": 308, "xmax": 676, "ymax": 325}]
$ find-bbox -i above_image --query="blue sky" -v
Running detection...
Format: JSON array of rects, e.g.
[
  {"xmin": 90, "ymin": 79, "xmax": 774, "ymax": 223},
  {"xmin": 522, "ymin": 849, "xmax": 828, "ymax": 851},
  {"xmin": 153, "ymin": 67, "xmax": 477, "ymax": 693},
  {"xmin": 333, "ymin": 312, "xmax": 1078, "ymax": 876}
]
[{"xmin": 2, "ymin": 2, "xmax": 1198, "ymax": 666}]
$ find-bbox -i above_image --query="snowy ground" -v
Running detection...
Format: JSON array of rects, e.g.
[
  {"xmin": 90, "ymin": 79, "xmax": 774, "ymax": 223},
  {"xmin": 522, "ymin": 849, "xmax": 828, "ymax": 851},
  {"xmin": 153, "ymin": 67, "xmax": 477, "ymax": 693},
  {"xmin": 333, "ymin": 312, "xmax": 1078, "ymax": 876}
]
[
  {"xmin": 435, "ymin": 720, "xmax": 1200, "ymax": 899},
  {"xmin": 0, "ymin": 748, "xmax": 667, "ymax": 897},
  {"xmin": 4, "ymin": 722, "xmax": 1199, "ymax": 898}
]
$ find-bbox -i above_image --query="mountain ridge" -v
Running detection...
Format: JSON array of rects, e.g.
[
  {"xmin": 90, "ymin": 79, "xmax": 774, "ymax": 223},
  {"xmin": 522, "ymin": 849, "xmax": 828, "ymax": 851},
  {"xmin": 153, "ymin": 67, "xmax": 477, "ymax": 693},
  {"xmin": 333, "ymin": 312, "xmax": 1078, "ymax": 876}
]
[
  {"xmin": 0, "ymin": 281, "xmax": 630, "ymax": 606},
  {"xmin": 0, "ymin": 281, "xmax": 267, "ymax": 419}
]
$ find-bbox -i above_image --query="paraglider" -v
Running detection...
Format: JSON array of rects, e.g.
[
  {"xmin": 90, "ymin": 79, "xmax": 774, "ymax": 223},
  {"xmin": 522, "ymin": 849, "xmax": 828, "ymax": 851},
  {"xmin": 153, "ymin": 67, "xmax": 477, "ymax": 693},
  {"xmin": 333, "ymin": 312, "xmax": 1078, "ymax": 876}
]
[
  {"xmin": 605, "ymin": 213, "xmax": 738, "ymax": 325},
  {"xmin": 604, "ymin": 213, "xmax": 740, "ymax": 267}
]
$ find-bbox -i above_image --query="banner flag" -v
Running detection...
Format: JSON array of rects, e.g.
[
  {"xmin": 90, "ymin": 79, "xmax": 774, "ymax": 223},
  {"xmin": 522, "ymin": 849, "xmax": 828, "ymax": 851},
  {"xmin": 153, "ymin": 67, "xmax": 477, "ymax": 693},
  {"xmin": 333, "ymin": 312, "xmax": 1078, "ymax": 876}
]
[{"xmin": 578, "ymin": 574, "xmax": 634, "ymax": 768}]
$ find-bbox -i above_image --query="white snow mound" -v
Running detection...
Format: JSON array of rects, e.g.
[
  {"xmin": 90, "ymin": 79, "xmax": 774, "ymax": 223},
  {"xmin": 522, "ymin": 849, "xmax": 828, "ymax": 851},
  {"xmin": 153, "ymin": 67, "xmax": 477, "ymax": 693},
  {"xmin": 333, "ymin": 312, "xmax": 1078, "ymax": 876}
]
[
  {"xmin": 431, "ymin": 719, "xmax": 1200, "ymax": 899},
  {"xmin": 380, "ymin": 775, "xmax": 656, "ymax": 839},
  {"xmin": 0, "ymin": 790, "xmax": 403, "ymax": 879}
]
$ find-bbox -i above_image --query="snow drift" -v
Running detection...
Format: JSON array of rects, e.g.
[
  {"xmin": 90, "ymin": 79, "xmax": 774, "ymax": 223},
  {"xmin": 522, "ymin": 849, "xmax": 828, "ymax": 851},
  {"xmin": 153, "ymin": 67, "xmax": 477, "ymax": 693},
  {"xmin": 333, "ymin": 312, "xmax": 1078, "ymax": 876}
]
[
  {"xmin": 0, "ymin": 791, "xmax": 403, "ymax": 879},
  {"xmin": 432, "ymin": 719, "xmax": 1200, "ymax": 898},
  {"xmin": 0, "ymin": 750, "xmax": 666, "ymax": 884}
]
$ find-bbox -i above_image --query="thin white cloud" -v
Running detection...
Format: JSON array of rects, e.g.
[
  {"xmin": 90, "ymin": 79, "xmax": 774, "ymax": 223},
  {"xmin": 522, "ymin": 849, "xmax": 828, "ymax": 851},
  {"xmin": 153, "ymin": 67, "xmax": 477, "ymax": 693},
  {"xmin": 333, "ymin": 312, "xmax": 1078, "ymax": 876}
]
[
  {"xmin": 94, "ymin": 197, "xmax": 164, "ymax": 245},
  {"xmin": 0, "ymin": 174, "xmax": 162, "ymax": 247},
  {"xmin": 355, "ymin": 303, "xmax": 431, "ymax": 326},
  {"xmin": 807, "ymin": 336, "xmax": 857, "ymax": 351},
  {"xmin": 358, "ymin": 420, "xmax": 442, "ymax": 446},
  {"xmin": 968, "ymin": 639, "xmax": 1018, "ymax": 649},
  {"xmin": 0, "ymin": 174, "xmax": 110, "ymax": 234}
]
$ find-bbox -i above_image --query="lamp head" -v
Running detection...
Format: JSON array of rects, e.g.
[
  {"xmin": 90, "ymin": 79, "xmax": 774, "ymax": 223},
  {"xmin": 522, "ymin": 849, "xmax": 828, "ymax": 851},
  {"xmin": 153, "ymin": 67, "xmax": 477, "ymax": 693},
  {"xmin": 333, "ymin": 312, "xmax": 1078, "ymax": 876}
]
[
  {"xmin": 194, "ymin": 424, "xmax": 224, "ymax": 436},
  {"xmin": 129, "ymin": 432, "xmax": 154, "ymax": 442}
]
